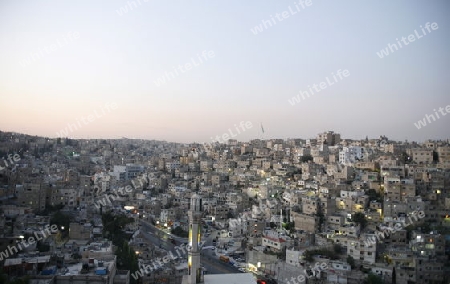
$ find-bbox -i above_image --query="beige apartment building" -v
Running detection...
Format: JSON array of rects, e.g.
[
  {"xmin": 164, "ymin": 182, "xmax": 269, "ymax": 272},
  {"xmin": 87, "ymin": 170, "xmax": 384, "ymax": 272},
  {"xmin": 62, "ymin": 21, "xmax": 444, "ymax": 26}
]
[
  {"xmin": 301, "ymin": 196, "xmax": 319, "ymax": 215},
  {"xmin": 384, "ymin": 178, "xmax": 416, "ymax": 202},
  {"xmin": 69, "ymin": 222, "xmax": 92, "ymax": 240},
  {"xmin": 290, "ymin": 211, "xmax": 319, "ymax": 233},
  {"xmin": 317, "ymin": 131, "xmax": 341, "ymax": 146},
  {"xmin": 347, "ymin": 235, "xmax": 377, "ymax": 264},
  {"xmin": 408, "ymin": 148, "xmax": 433, "ymax": 165},
  {"xmin": 437, "ymin": 146, "xmax": 450, "ymax": 167},
  {"xmin": 16, "ymin": 183, "xmax": 46, "ymax": 211}
]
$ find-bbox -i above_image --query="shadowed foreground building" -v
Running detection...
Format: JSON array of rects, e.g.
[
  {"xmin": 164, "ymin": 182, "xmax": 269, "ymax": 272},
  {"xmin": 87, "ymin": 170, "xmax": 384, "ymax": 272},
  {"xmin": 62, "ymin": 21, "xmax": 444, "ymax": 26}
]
[{"xmin": 181, "ymin": 193, "xmax": 256, "ymax": 284}]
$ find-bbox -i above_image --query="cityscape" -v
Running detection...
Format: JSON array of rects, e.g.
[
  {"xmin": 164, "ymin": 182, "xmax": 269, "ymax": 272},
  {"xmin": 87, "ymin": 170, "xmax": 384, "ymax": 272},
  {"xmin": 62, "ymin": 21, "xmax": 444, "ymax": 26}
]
[
  {"xmin": 1, "ymin": 1, "xmax": 449, "ymax": 284},
  {"xmin": 0, "ymin": 131, "xmax": 449, "ymax": 284}
]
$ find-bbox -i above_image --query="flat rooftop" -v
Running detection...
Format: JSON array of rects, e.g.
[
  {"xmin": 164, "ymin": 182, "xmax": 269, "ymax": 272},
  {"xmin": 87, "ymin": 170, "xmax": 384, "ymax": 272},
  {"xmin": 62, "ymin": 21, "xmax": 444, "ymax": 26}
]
[
  {"xmin": 65, "ymin": 259, "xmax": 115, "ymax": 276},
  {"xmin": 182, "ymin": 273, "xmax": 256, "ymax": 284},
  {"xmin": 204, "ymin": 273, "xmax": 256, "ymax": 284}
]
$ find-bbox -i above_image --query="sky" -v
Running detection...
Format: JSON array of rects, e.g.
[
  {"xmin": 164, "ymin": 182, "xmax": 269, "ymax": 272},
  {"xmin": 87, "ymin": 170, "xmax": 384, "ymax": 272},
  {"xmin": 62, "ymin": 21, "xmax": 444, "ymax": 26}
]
[{"xmin": 0, "ymin": 0, "xmax": 449, "ymax": 143}]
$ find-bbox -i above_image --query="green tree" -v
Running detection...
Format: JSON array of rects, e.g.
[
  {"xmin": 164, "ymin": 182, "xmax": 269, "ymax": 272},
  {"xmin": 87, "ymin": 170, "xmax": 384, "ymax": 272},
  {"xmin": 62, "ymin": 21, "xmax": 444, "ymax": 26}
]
[
  {"xmin": 347, "ymin": 255, "xmax": 355, "ymax": 269},
  {"xmin": 302, "ymin": 248, "xmax": 339, "ymax": 263},
  {"xmin": 102, "ymin": 212, "xmax": 134, "ymax": 246},
  {"xmin": 316, "ymin": 212, "xmax": 325, "ymax": 227},
  {"xmin": 401, "ymin": 152, "xmax": 412, "ymax": 164},
  {"xmin": 352, "ymin": 212, "xmax": 367, "ymax": 229},
  {"xmin": 433, "ymin": 151, "xmax": 439, "ymax": 162},
  {"xmin": 364, "ymin": 273, "xmax": 383, "ymax": 284},
  {"xmin": 283, "ymin": 222, "xmax": 295, "ymax": 233},
  {"xmin": 116, "ymin": 242, "xmax": 139, "ymax": 284},
  {"xmin": 301, "ymin": 155, "xmax": 313, "ymax": 163},
  {"xmin": 303, "ymin": 250, "xmax": 314, "ymax": 262},
  {"xmin": 171, "ymin": 226, "xmax": 188, "ymax": 238},
  {"xmin": 333, "ymin": 243, "xmax": 343, "ymax": 254},
  {"xmin": 50, "ymin": 211, "xmax": 71, "ymax": 238},
  {"xmin": 366, "ymin": 189, "xmax": 382, "ymax": 202}
]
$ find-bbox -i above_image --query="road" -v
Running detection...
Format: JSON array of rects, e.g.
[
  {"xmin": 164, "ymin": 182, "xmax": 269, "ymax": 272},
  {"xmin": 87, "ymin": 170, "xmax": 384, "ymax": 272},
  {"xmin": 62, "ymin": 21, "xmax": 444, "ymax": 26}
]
[{"xmin": 139, "ymin": 219, "xmax": 241, "ymax": 274}]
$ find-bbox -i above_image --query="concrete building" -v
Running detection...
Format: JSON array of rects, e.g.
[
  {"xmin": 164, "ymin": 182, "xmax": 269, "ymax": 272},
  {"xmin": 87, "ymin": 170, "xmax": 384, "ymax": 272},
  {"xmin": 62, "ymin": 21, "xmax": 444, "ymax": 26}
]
[
  {"xmin": 15, "ymin": 183, "xmax": 46, "ymax": 211},
  {"xmin": 290, "ymin": 212, "xmax": 319, "ymax": 233},
  {"xmin": 347, "ymin": 235, "xmax": 376, "ymax": 264},
  {"xmin": 182, "ymin": 194, "xmax": 255, "ymax": 284},
  {"xmin": 408, "ymin": 148, "xmax": 433, "ymax": 165},
  {"xmin": 317, "ymin": 131, "xmax": 341, "ymax": 146},
  {"xmin": 69, "ymin": 222, "xmax": 92, "ymax": 240},
  {"xmin": 436, "ymin": 146, "xmax": 450, "ymax": 166}
]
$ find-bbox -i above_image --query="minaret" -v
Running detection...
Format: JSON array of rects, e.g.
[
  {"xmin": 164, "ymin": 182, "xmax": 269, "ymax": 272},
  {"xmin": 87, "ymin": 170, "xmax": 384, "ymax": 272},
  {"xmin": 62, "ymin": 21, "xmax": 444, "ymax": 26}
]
[{"xmin": 188, "ymin": 193, "xmax": 203, "ymax": 284}]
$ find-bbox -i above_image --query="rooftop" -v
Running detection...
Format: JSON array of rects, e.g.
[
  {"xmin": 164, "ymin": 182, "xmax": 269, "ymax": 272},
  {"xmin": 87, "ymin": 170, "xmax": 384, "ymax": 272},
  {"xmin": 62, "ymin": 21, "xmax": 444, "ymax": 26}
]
[{"xmin": 181, "ymin": 273, "xmax": 256, "ymax": 284}]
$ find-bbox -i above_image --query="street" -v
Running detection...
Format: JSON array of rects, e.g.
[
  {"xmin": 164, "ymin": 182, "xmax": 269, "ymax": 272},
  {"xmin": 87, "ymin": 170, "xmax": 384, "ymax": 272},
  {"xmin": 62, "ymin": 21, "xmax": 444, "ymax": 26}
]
[{"xmin": 139, "ymin": 219, "xmax": 240, "ymax": 274}]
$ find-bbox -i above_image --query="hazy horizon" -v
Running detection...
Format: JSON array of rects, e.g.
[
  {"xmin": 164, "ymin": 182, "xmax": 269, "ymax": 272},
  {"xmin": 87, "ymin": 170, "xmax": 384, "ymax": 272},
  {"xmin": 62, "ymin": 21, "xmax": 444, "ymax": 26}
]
[
  {"xmin": 0, "ymin": 129, "xmax": 445, "ymax": 145},
  {"xmin": 1, "ymin": 1, "xmax": 449, "ymax": 143}
]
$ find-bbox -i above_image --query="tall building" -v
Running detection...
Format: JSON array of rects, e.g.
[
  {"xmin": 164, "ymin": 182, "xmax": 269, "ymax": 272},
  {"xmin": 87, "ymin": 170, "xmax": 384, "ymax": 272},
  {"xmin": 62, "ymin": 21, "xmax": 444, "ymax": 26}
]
[
  {"xmin": 187, "ymin": 193, "xmax": 203, "ymax": 284},
  {"xmin": 317, "ymin": 131, "xmax": 341, "ymax": 146},
  {"xmin": 182, "ymin": 193, "xmax": 256, "ymax": 284}
]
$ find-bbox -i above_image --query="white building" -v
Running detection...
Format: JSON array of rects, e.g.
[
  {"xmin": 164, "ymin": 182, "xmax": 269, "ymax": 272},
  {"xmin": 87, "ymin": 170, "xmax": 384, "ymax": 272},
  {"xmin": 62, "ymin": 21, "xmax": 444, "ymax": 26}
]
[
  {"xmin": 286, "ymin": 248, "xmax": 305, "ymax": 267},
  {"xmin": 339, "ymin": 146, "xmax": 368, "ymax": 165}
]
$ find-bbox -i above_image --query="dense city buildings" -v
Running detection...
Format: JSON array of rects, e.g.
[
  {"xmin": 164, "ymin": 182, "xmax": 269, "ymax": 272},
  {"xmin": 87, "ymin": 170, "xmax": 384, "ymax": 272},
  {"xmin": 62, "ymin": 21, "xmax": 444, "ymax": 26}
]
[{"xmin": 0, "ymin": 131, "xmax": 449, "ymax": 283}]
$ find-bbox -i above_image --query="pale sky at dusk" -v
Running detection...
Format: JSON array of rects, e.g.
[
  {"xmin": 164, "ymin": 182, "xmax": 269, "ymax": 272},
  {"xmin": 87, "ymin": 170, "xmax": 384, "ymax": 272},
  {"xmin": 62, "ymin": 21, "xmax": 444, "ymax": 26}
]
[{"xmin": 0, "ymin": 0, "xmax": 449, "ymax": 143}]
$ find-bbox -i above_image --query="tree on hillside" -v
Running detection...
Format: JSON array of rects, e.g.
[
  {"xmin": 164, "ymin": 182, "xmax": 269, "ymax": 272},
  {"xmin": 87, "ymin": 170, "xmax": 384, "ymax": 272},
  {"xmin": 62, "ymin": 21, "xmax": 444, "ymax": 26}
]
[
  {"xmin": 364, "ymin": 273, "xmax": 383, "ymax": 284},
  {"xmin": 347, "ymin": 255, "xmax": 355, "ymax": 269},
  {"xmin": 301, "ymin": 155, "xmax": 313, "ymax": 163},
  {"xmin": 116, "ymin": 242, "xmax": 139, "ymax": 284},
  {"xmin": 352, "ymin": 212, "xmax": 367, "ymax": 229}
]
